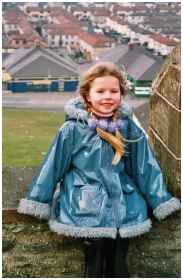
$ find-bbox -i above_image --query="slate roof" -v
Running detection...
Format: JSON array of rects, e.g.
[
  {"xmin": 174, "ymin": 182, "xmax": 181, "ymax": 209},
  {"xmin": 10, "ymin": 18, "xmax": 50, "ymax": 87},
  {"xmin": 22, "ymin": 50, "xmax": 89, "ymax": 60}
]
[
  {"xmin": 139, "ymin": 58, "xmax": 164, "ymax": 80},
  {"xmin": 117, "ymin": 45, "xmax": 164, "ymax": 80},
  {"xmin": 126, "ymin": 54, "xmax": 155, "ymax": 80},
  {"xmin": 128, "ymin": 26, "xmax": 152, "ymax": 35},
  {"xmin": 96, "ymin": 44, "xmax": 129, "ymax": 64},
  {"xmin": 79, "ymin": 44, "xmax": 164, "ymax": 81},
  {"xmin": 2, "ymin": 52, "xmax": 11, "ymax": 63},
  {"xmin": 3, "ymin": 48, "xmax": 32, "ymax": 69},
  {"xmin": 3, "ymin": 45, "xmax": 79, "ymax": 80},
  {"xmin": 101, "ymin": 44, "xmax": 164, "ymax": 81}
]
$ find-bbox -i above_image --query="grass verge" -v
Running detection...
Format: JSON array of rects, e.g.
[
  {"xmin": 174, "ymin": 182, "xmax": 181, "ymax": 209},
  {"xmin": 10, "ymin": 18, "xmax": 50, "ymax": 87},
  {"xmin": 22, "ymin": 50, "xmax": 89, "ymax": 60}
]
[{"xmin": 3, "ymin": 109, "xmax": 65, "ymax": 166}]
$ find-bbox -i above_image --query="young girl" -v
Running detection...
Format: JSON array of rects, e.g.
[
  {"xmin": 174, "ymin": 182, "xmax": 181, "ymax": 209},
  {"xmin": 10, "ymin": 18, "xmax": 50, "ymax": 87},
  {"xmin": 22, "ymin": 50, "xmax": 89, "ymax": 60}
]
[{"xmin": 18, "ymin": 62, "xmax": 180, "ymax": 277}]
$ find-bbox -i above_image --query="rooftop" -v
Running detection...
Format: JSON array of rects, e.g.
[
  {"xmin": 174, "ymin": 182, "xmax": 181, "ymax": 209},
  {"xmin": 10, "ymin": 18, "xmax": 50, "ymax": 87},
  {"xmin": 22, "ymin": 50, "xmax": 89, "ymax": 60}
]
[
  {"xmin": 3, "ymin": 45, "xmax": 79, "ymax": 80},
  {"xmin": 81, "ymin": 44, "xmax": 165, "ymax": 81},
  {"xmin": 79, "ymin": 32, "xmax": 114, "ymax": 47},
  {"xmin": 150, "ymin": 34, "xmax": 177, "ymax": 46},
  {"xmin": 3, "ymin": 10, "xmax": 23, "ymax": 25}
]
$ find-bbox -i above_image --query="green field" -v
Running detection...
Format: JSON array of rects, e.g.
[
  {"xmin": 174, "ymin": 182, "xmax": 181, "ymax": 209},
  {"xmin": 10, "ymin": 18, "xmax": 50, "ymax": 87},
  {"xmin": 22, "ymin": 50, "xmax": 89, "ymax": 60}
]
[{"xmin": 3, "ymin": 109, "xmax": 65, "ymax": 167}]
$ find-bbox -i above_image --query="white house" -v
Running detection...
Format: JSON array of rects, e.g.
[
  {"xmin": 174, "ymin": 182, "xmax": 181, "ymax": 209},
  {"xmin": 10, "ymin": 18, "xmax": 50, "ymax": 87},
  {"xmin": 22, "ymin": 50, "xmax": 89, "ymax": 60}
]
[
  {"xmin": 128, "ymin": 25, "xmax": 151, "ymax": 45},
  {"xmin": 148, "ymin": 34, "xmax": 176, "ymax": 55},
  {"xmin": 47, "ymin": 31, "xmax": 60, "ymax": 48},
  {"xmin": 126, "ymin": 13, "xmax": 145, "ymax": 24},
  {"xmin": 90, "ymin": 10, "xmax": 110, "ymax": 28},
  {"xmin": 105, "ymin": 16, "xmax": 130, "ymax": 38},
  {"xmin": 24, "ymin": 6, "xmax": 50, "ymax": 23},
  {"xmin": 3, "ymin": 11, "xmax": 22, "ymax": 33},
  {"xmin": 78, "ymin": 32, "xmax": 115, "ymax": 60}
]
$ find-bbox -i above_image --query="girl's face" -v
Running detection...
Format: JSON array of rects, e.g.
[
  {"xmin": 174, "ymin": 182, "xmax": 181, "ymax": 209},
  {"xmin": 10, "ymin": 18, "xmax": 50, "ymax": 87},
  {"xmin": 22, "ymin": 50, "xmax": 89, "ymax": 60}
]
[{"xmin": 87, "ymin": 75, "xmax": 121, "ymax": 117}]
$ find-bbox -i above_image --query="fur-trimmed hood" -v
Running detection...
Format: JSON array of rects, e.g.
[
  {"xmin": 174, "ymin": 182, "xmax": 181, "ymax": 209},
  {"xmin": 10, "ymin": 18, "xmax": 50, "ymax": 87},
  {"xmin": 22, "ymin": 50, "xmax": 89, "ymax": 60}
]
[{"xmin": 64, "ymin": 96, "xmax": 133, "ymax": 122}]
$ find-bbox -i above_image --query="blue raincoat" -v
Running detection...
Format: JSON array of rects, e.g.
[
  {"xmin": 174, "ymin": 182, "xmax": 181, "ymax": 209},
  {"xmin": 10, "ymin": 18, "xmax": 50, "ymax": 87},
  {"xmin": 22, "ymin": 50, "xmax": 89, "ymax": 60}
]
[{"xmin": 18, "ymin": 97, "xmax": 180, "ymax": 239}]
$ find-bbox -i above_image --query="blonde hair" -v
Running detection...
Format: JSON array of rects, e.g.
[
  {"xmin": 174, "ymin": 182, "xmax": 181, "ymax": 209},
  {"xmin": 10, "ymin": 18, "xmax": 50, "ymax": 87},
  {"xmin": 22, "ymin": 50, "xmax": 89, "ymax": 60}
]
[{"xmin": 78, "ymin": 61, "xmax": 129, "ymax": 165}]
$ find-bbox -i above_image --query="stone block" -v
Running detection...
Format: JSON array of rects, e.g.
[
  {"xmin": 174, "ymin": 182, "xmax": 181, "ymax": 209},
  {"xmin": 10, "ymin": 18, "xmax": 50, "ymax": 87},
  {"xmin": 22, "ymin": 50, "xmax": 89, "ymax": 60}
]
[
  {"xmin": 170, "ymin": 44, "xmax": 181, "ymax": 66},
  {"xmin": 128, "ymin": 212, "xmax": 181, "ymax": 278},
  {"xmin": 2, "ymin": 166, "xmax": 38, "ymax": 209},
  {"xmin": 2, "ymin": 223, "xmax": 84, "ymax": 278},
  {"xmin": 2, "ymin": 212, "xmax": 181, "ymax": 278},
  {"xmin": 156, "ymin": 64, "xmax": 180, "ymax": 109},
  {"xmin": 149, "ymin": 93, "xmax": 180, "ymax": 158},
  {"xmin": 148, "ymin": 128, "xmax": 180, "ymax": 197}
]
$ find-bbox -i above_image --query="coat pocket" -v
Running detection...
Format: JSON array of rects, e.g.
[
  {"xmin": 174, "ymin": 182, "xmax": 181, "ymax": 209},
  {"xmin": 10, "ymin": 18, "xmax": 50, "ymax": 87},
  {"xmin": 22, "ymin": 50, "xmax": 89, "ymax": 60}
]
[
  {"xmin": 72, "ymin": 184, "xmax": 105, "ymax": 217},
  {"xmin": 121, "ymin": 174, "xmax": 136, "ymax": 194},
  {"xmin": 124, "ymin": 192, "xmax": 139, "ymax": 222}
]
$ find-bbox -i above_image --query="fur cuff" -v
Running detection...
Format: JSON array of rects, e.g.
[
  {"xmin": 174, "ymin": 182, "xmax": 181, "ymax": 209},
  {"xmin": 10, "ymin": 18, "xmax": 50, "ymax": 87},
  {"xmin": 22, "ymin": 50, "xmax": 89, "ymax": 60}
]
[
  {"xmin": 17, "ymin": 198, "xmax": 50, "ymax": 220},
  {"xmin": 119, "ymin": 219, "xmax": 152, "ymax": 238},
  {"xmin": 49, "ymin": 220, "xmax": 117, "ymax": 239},
  {"xmin": 153, "ymin": 197, "xmax": 181, "ymax": 220}
]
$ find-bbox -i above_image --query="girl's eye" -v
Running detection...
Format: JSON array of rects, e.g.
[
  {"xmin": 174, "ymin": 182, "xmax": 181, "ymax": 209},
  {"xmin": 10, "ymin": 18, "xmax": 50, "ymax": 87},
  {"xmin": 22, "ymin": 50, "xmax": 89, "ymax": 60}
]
[{"xmin": 97, "ymin": 90, "xmax": 104, "ymax": 93}]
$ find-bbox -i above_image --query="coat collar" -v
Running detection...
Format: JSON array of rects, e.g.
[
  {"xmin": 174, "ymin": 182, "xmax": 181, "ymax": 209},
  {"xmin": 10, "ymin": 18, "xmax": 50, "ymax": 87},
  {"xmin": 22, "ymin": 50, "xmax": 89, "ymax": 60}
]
[{"xmin": 64, "ymin": 96, "xmax": 132, "ymax": 122}]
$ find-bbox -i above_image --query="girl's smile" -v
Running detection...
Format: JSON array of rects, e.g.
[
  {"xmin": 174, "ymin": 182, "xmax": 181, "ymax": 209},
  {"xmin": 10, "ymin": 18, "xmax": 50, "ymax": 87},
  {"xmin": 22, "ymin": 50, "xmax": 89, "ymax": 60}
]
[{"xmin": 87, "ymin": 76, "xmax": 121, "ymax": 117}]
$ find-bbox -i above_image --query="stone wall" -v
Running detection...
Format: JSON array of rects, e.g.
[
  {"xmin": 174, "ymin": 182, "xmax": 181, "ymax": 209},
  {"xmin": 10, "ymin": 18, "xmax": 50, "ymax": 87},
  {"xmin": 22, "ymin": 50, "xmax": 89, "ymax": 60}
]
[
  {"xmin": 2, "ymin": 213, "xmax": 181, "ymax": 278},
  {"xmin": 149, "ymin": 44, "xmax": 181, "ymax": 197},
  {"xmin": 2, "ymin": 166, "xmax": 181, "ymax": 277}
]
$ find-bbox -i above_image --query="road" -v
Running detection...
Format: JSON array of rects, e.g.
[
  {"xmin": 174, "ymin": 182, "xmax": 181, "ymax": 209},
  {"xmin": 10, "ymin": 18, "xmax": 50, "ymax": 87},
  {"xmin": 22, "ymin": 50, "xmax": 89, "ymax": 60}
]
[
  {"xmin": 2, "ymin": 91, "xmax": 150, "ymax": 130},
  {"xmin": 3, "ymin": 90, "xmax": 149, "ymax": 110}
]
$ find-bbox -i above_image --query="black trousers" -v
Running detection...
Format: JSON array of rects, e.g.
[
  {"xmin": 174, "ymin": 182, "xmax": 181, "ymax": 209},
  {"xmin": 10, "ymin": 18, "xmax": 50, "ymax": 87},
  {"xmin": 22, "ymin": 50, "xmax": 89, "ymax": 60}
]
[{"xmin": 83, "ymin": 234, "xmax": 129, "ymax": 278}]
